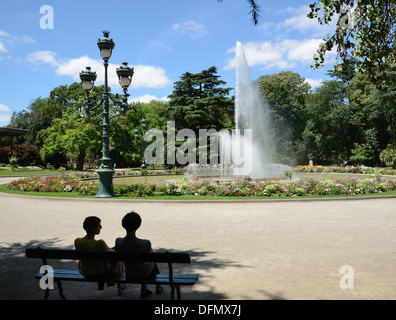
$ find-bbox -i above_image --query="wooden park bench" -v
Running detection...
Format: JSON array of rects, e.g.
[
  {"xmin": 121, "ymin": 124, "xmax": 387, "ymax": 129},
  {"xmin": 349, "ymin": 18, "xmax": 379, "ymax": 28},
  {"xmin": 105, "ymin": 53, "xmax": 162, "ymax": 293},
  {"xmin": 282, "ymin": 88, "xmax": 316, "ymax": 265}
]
[{"xmin": 25, "ymin": 247, "xmax": 199, "ymax": 300}]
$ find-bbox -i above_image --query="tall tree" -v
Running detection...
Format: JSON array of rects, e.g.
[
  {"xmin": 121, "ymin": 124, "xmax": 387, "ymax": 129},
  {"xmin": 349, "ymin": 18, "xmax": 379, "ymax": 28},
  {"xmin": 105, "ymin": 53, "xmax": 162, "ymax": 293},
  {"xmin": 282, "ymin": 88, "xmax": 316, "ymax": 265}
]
[
  {"xmin": 297, "ymin": 80, "xmax": 356, "ymax": 164},
  {"xmin": 348, "ymin": 72, "xmax": 394, "ymax": 162},
  {"xmin": 110, "ymin": 102, "xmax": 147, "ymax": 168},
  {"xmin": 326, "ymin": 57, "xmax": 359, "ymax": 84},
  {"xmin": 165, "ymin": 66, "xmax": 234, "ymax": 132},
  {"xmin": 9, "ymin": 97, "xmax": 54, "ymax": 145},
  {"xmin": 34, "ymin": 82, "xmax": 105, "ymax": 169},
  {"xmin": 36, "ymin": 111, "xmax": 101, "ymax": 170},
  {"xmin": 258, "ymin": 71, "xmax": 310, "ymax": 164}
]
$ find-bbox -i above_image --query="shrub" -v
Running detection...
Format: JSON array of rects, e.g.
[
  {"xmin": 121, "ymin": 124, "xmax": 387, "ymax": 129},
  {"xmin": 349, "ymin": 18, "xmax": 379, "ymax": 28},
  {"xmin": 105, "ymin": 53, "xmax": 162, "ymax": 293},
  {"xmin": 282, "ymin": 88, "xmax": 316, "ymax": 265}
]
[
  {"xmin": 0, "ymin": 143, "xmax": 43, "ymax": 166},
  {"xmin": 114, "ymin": 184, "xmax": 154, "ymax": 197},
  {"xmin": 380, "ymin": 145, "xmax": 396, "ymax": 169},
  {"xmin": 350, "ymin": 155, "xmax": 368, "ymax": 166}
]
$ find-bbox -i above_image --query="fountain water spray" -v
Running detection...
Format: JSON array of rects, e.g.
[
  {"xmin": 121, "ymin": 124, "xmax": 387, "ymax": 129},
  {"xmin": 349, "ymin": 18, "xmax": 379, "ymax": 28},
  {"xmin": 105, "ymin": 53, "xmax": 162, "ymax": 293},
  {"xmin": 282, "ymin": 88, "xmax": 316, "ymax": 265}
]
[{"xmin": 219, "ymin": 41, "xmax": 288, "ymax": 179}]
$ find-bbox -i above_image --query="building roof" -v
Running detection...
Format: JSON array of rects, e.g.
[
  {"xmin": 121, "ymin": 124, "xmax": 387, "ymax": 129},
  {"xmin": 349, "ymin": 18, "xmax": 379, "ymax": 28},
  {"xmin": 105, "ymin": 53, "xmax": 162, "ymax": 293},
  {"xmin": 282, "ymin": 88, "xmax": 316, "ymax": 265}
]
[{"xmin": 0, "ymin": 127, "xmax": 28, "ymax": 137}]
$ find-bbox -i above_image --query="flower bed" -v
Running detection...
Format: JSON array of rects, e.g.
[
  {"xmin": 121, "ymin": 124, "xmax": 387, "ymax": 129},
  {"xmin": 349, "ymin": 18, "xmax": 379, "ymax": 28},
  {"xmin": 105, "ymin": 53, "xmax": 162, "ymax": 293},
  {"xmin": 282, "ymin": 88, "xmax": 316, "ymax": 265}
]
[
  {"xmin": 6, "ymin": 176, "xmax": 155, "ymax": 197},
  {"xmin": 295, "ymin": 165, "xmax": 396, "ymax": 175},
  {"xmin": 6, "ymin": 174, "xmax": 396, "ymax": 198},
  {"xmin": 159, "ymin": 176, "xmax": 396, "ymax": 197},
  {"xmin": 7, "ymin": 175, "xmax": 81, "ymax": 193}
]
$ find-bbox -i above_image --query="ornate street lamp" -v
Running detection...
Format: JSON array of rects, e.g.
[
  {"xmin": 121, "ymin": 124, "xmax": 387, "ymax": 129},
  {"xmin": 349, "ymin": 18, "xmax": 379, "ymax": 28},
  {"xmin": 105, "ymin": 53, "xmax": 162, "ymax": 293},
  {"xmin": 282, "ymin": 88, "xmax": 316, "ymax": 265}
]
[
  {"xmin": 79, "ymin": 30, "xmax": 134, "ymax": 198},
  {"xmin": 117, "ymin": 62, "xmax": 134, "ymax": 94},
  {"xmin": 79, "ymin": 67, "xmax": 97, "ymax": 93}
]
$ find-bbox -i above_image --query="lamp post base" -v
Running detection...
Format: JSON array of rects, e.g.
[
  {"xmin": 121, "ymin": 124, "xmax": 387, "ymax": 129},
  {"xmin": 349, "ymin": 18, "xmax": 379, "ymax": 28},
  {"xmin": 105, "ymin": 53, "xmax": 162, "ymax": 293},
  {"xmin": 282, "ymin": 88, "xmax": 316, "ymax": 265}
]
[{"xmin": 96, "ymin": 168, "xmax": 115, "ymax": 198}]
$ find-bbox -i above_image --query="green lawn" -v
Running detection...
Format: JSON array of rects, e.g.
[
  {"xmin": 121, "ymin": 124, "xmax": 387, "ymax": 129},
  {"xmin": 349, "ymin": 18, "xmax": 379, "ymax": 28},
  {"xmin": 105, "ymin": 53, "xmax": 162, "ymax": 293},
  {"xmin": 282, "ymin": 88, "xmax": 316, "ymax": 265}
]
[
  {"xmin": 0, "ymin": 169, "xmax": 60, "ymax": 176},
  {"xmin": 113, "ymin": 174, "xmax": 184, "ymax": 187}
]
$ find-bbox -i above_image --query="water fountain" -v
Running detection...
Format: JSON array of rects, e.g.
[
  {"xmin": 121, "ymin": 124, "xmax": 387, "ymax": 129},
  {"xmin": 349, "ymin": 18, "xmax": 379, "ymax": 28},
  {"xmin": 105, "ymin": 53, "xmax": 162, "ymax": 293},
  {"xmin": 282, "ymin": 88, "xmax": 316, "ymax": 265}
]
[
  {"xmin": 218, "ymin": 41, "xmax": 288, "ymax": 179},
  {"xmin": 187, "ymin": 41, "xmax": 288, "ymax": 181}
]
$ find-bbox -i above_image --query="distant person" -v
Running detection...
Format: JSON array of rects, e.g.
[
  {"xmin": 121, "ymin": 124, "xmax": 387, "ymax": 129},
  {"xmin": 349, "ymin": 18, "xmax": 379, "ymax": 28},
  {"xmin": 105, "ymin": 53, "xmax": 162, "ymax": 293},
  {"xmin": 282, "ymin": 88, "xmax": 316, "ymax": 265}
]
[
  {"xmin": 74, "ymin": 216, "xmax": 125, "ymax": 295},
  {"xmin": 115, "ymin": 211, "xmax": 163, "ymax": 298}
]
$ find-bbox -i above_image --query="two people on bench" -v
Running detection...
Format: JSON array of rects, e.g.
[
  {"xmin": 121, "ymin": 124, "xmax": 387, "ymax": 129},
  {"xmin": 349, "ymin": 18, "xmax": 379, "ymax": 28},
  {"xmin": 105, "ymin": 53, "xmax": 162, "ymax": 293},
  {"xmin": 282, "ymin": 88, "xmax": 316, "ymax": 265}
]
[{"xmin": 74, "ymin": 212, "xmax": 162, "ymax": 298}]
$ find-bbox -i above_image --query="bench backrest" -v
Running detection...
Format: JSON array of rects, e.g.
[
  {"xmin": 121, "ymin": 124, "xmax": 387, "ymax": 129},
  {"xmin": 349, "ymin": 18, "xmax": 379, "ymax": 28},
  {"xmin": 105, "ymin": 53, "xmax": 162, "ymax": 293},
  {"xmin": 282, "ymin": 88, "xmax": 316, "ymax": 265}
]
[{"xmin": 25, "ymin": 247, "xmax": 191, "ymax": 264}]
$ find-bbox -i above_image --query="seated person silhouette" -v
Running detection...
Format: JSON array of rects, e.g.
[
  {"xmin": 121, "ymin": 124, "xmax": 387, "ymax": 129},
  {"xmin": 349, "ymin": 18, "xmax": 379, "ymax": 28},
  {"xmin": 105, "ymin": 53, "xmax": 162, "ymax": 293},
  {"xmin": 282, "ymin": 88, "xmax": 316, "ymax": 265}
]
[
  {"xmin": 115, "ymin": 211, "xmax": 163, "ymax": 298},
  {"xmin": 74, "ymin": 216, "xmax": 125, "ymax": 295}
]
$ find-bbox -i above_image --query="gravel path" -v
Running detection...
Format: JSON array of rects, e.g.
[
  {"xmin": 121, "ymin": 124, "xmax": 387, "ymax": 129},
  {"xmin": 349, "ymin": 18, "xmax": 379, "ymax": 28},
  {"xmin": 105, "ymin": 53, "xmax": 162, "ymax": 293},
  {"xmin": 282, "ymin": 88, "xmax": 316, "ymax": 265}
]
[{"xmin": 0, "ymin": 177, "xmax": 395, "ymax": 300}]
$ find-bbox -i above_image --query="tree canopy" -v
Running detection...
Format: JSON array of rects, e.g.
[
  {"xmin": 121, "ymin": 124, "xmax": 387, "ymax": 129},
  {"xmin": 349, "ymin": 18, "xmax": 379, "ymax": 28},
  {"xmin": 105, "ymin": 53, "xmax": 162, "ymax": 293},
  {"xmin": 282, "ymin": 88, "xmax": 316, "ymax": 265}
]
[
  {"xmin": 163, "ymin": 66, "xmax": 234, "ymax": 132},
  {"xmin": 4, "ymin": 64, "xmax": 396, "ymax": 168}
]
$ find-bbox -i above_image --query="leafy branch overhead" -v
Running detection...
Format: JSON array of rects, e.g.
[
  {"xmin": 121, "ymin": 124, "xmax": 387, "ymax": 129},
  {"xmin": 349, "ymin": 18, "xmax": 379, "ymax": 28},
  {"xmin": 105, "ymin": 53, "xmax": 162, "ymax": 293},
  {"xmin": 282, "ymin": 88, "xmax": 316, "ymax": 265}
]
[
  {"xmin": 219, "ymin": 0, "xmax": 395, "ymax": 90},
  {"xmin": 308, "ymin": 0, "xmax": 395, "ymax": 89},
  {"xmin": 218, "ymin": 0, "xmax": 260, "ymax": 25}
]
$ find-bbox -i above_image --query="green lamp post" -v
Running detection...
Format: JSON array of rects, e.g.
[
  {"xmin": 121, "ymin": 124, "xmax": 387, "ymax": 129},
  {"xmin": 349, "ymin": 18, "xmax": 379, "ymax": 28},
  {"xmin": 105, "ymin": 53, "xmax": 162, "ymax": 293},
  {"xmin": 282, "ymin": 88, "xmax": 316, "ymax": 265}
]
[{"xmin": 79, "ymin": 30, "xmax": 134, "ymax": 198}]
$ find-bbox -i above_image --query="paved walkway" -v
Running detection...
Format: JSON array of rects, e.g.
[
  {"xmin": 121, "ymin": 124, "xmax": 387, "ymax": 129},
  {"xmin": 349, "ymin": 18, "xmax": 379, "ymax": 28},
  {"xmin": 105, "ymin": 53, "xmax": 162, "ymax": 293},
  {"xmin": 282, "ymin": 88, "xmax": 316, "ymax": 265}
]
[{"xmin": 0, "ymin": 177, "xmax": 395, "ymax": 300}]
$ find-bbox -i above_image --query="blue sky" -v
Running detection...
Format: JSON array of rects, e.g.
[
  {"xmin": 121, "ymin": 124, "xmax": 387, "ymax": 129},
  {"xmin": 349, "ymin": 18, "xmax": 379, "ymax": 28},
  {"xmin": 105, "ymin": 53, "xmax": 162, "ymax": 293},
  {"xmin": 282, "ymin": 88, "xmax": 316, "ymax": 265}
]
[{"xmin": 0, "ymin": 0, "xmax": 338, "ymax": 126}]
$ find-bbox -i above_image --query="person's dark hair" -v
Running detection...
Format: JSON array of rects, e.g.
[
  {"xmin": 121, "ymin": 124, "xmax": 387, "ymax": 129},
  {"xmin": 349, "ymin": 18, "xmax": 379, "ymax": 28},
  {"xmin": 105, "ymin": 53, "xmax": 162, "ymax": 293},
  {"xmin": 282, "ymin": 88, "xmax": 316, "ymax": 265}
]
[
  {"xmin": 122, "ymin": 211, "xmax": 142, "ymax": 232},
  {"xmin": 83, "ymin": 216, "xmax": 101, "ymax": 233}
]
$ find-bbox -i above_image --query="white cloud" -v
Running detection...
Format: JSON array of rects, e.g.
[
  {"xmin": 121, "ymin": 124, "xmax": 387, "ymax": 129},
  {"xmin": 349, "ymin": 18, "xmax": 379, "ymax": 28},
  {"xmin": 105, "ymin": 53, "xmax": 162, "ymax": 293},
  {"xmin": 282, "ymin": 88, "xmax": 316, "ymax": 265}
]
[
  {"xmin": 305, "ymin": 78, "xmax": 323, "ymax": 88},
  {"xmin": 0, "ymin": 30, "xmax": 9, "ymax": 53},
  {"xmin": 244, "ymin": 6, "xmax": 340, "ymax": 71},
  {"xmin": 0, "ymin": 30, "xmax": 37, "ymax": 54},
  {"xmin": 283, "ymin": 6, "xmax": 336, "ymax": 36},
  {"xmin": 55, "ymin": 55, "xmax": 106, "ymax": 82},
  {"xmin": 27, "ymin": 50, "xmax": 60, "ymax": 67},
  {"xmin": 129, "ymin": 94, "xmax": 169, "ymax": 104},
  {"xmin": 284, "ymin": 39, "xmax": 325, "ymax": 63},
  {"xmin": 27, "ymin": 52, "xmax": 172, "ymax": 89},
  {"xmin": 133, "ymin": 65, "xmax": 172, "ymax": 89},
  {"xmin": 172, "ymin": 20, "xmax": 208, "ymax": 39},
  {"xmin": 0, "ymin": 104, "xmax": 11, "ymax": 112},
  {"xmin": 0, "ymin": 42, "xmax": 6, "ymax": 53},
  {"xmin": 0, "ymin": 103, "xmax": 11, "ymax": 125},
  {"xmin": 0, "ymin": 114, "xmax": 11, "ymax": 123},
  {"xmin": 226, "ymin": 41, "xmax": 291, "ymax": 70},
  {"xmin": 19, "ymin": 35, "xmax": 37, "ymax": 44},
  {"xmin": 226, "ymin": 39, "xmax": 336, "ymax": 70},
  {"xmin": 260, "ymin": 6, "xmax": 336, "ymax": 37},
  {"xmin": 0, "ymin": 31, "xmax": 10, "ymax": 37}
]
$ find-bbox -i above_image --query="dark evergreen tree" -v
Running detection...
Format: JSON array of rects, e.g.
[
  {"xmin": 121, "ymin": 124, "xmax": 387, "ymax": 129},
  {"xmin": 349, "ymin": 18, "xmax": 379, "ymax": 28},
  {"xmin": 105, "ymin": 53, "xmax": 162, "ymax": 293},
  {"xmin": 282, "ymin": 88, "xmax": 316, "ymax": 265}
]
[{"xmin": 165, "ymin": 66, "xmax": 234, "ymax": 132}]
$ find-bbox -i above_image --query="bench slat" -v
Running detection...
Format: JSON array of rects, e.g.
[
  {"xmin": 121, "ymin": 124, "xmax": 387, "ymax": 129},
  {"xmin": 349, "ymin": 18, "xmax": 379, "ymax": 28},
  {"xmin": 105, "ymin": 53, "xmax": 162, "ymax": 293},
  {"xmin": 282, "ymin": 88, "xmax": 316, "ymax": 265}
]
[
  {"xmin": 34, "ymin": 271, "xmax": 199, "ymax": 285},
  {"xmin": 43, "ymin": 270, "xmax": 198, "ymax": 281},
  {"xmin": 26, "ymin": 248, "xmax": 191, "ymax": 263}
]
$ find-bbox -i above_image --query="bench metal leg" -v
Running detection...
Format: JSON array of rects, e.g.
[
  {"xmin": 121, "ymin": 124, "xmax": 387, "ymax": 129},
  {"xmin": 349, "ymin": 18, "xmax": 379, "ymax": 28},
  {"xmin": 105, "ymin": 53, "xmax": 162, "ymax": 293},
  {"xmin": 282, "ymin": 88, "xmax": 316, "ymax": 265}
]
[
  {"xmin": 170, "ymin": 285, "xmax": 174, "ymax": 300},
  {"xmin": 169, "ymin": 284, "xmax": 182, "ymax": 300},
  {"xmin": 44, "ymin": 288, "xmax": 49, "ymax": 300},
  {"xmin": 43, "ymin": 280, "xmax": 66, "ymax": 300},
  {"xmin": 56, "ymin": 280, "xmax": 66, "ymax": 300},
  {"xmin": 98, "ymin": 281, "xmax": 105, "ymax": 291},
  {"xmin": 176, "ymin": 285, "xmax": 181, "ymax": 300}
]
